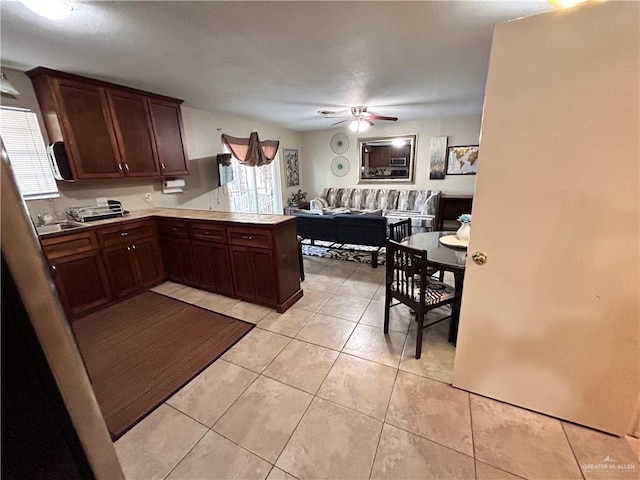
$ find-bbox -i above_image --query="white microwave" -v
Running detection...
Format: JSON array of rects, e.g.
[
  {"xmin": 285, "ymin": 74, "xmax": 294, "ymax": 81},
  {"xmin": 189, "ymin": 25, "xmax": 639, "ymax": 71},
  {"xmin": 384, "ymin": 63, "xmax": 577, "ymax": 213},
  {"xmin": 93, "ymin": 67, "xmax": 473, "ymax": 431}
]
[{"xmin": 389, "ymin": 157, "xmax": 407, "ymax": 167}]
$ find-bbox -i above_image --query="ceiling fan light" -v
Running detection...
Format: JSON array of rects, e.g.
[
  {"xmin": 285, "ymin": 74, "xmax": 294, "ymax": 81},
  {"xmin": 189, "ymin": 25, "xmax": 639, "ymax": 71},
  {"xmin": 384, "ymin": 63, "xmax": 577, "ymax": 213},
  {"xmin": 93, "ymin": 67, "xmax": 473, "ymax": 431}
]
[
  {"xmin": 19, "ymin": 0, "xmax": 73, "ymax": 19},
  {"xmin": 547, "ymin": 0, "xmax": 590, "ymax": 8},
  {"xmin": 348, "ymin": 118, "xmax": 371, "ymax": 133}
]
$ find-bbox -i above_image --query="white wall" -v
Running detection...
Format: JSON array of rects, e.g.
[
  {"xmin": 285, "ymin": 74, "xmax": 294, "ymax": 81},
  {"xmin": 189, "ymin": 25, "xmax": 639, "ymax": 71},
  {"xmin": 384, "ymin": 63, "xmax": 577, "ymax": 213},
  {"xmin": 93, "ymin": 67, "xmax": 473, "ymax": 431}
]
[
  {"xmin": 1, "ymin": 68, "xmax": 302, "ymax": 220},
  {"xmin": 300, "ymin": 114, "xmax": 481, "ymax": 198}
]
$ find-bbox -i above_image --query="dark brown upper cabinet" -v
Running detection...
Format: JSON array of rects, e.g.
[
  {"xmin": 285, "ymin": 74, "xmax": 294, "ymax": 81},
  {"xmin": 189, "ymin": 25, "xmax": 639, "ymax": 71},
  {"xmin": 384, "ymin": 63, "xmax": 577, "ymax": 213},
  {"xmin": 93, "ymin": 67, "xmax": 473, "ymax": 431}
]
[
  {"xmin": 148, "ymin": 98, "xmax": 189, "ymax": 176},
  {"xmin": 27, "ymin": 67, "xmax": 189, "ymax": 180},
  {"xmin": 106, "ymin": 89, "xmax": 160, "ymax": 177}
]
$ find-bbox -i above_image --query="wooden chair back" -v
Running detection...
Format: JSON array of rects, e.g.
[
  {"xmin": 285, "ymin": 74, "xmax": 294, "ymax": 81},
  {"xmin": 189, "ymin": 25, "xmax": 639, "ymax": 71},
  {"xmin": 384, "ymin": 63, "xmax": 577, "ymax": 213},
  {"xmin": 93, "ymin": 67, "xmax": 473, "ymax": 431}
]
[{"xmin": 389, "ymin": 218, "xmax": 412, "ymax": 243}]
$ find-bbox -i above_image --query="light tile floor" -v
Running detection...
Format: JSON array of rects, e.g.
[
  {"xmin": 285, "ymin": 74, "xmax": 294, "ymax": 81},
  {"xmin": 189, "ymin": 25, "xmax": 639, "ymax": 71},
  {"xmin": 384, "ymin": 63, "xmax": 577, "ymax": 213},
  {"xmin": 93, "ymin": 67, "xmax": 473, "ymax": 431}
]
[{"xmin": 115, "ymin": 258, "xmax": 639, "ymax": 479}]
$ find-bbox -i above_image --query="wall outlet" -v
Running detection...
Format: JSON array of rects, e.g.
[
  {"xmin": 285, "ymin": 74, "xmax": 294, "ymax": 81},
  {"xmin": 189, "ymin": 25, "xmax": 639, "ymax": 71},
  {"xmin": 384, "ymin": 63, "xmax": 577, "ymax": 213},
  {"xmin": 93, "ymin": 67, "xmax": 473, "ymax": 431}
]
[{"xmin": 144, "ymin": 192, "xmax": 152, "ymax": 201}]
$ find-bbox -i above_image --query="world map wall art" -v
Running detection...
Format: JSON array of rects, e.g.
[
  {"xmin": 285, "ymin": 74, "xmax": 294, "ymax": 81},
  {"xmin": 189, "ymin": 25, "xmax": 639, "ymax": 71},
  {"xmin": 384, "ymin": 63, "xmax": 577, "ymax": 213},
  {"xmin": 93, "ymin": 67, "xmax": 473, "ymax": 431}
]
[{"xmin": 446, "ymin": 145, "xmax": 479, "ymax": 175}]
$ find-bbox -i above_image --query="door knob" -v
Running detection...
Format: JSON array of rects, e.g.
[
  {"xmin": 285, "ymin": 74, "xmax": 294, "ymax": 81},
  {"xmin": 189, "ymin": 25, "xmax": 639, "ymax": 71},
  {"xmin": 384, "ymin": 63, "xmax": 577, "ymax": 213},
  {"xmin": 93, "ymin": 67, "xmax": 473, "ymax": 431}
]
[{"xmin": 472, "ymin": 251, "xmax": 487, "ymax": 265}]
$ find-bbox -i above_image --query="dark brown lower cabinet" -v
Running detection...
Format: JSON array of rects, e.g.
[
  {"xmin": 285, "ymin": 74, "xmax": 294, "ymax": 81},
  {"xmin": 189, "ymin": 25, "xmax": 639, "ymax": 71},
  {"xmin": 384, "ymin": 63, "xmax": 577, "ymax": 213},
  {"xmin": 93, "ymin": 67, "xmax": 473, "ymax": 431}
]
[
  {"xmin": 40, "ymin": 215, "xmax": 302, "ymax": 317},
  {"xmin": 159, "ymin": 237, "xmax": 197, "ymax": 286},
  {"xmin": 229, "ymin": 246, "xmax": 277, "ymax": 305},
  {"xmin": 49, "ymin": 251, "xmax": 111, "ymax": 317},
  {"xmin": 102, "ymin": 239, "xmax": 164, "ymax": 299},
  {"xmin": 192, "ymin": 241, "xmax": 234, "ymax": 296},
  {"xmin": 134, "ymin": 239, "xmax": 165, "ymax": 288},
  {"xmin": 40, "ymin": 230, "xmax": 112, "ymax": 317}
]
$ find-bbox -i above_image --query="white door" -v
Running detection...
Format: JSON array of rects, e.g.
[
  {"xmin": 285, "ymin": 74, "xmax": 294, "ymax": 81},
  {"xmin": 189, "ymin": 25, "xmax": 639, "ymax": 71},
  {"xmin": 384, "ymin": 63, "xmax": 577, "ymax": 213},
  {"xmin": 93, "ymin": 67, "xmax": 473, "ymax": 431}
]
[{"xmin": 453, "ymin": 2, "xmax": 639, "ymax": 435}]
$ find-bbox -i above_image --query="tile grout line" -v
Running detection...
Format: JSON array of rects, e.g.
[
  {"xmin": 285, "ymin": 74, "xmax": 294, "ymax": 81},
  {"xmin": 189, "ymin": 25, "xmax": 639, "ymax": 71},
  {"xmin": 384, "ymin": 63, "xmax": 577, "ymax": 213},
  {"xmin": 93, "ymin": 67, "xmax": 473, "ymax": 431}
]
[
  {"xmin": 469, "ymin": 392, "xmax": 478, "ymax": 479},
  {"xmin": 268, "ymin": 381, "xmax": 317, "ymax": 477},
  {"xmin": 159, "ymin": 270, "xmax": 459, "ymax": 477},
  {"xmin": 561, "ymin": 421, "xmax": 587, "ymax": 480},
  {"xmin": 160, "ymin": 417, "xmax": 208, "ymax": 480},
  {"xmin": 368, "ymin": 367, "xmax": 401, "ymax": 479},
  {"xmin": 264, "ymin": 291, "xmax": 381, "ymax": 478}
]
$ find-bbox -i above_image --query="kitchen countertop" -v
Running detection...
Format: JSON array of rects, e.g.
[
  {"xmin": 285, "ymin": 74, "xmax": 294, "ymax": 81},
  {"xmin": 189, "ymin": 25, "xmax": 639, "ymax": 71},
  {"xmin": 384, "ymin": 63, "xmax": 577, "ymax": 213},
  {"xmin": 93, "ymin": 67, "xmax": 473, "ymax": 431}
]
[{"xmin": 37, "ymin": 208, "xmax": 296, "ymax": 237}]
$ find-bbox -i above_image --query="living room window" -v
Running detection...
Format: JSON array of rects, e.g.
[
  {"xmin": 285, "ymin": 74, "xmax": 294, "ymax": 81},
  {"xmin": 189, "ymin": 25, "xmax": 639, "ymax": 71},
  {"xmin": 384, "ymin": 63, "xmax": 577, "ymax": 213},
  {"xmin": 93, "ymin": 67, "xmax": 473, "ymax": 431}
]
[
  {"xmin": 226, "ymin": 151, "xmax": 283, "ymax": 214},
  {"xmin": 0, "ymin": 106, "xmax": 59, "ymax": 200}
]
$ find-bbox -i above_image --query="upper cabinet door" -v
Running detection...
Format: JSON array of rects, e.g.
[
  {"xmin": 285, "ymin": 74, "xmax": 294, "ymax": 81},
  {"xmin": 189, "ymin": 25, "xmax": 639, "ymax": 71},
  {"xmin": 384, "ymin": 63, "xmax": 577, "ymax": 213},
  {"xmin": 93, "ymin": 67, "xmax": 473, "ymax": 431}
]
[
  {"xmin": 52, "ymin": 78, "xmax": 124, "ymax": 179},
  {"xmin": 148, "ymin": 98, "xmax": 189, "ymax": 176},
  {"xmin": 106, "ymin": 89, "xmax": 160, "ymax": 177},
  {"xmin": 28, "ymin": 68, "xmax": 189, "ymax": 181}
]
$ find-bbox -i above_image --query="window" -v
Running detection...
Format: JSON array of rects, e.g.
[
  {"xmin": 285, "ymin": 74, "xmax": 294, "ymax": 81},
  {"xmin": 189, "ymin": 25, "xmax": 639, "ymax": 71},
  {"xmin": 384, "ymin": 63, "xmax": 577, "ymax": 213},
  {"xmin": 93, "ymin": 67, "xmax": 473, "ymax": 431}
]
[
  {"xmin": 0, "ymin": 107, "xmax": 59, "ymax": 200},
  {"xmin": 226, "ymin": 151, "xmax": 283, "ymax": 214}
]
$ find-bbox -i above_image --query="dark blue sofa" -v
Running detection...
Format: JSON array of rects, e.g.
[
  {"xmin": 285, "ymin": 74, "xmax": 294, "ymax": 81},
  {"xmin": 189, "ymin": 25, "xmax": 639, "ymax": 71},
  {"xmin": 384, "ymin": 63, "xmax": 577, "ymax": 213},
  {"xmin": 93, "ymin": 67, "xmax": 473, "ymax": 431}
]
[{"xmin": 293, "ymin": 212, "xmax": 388, "ymax": 267}]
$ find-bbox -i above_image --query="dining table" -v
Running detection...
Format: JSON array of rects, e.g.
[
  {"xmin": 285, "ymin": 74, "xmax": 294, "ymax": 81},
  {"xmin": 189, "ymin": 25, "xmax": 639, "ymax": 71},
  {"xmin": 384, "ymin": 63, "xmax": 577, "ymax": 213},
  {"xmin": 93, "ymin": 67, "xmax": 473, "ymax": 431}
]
[{"xmin": 400, "ymin": 231, "xmax": 468, "ymax": 346}]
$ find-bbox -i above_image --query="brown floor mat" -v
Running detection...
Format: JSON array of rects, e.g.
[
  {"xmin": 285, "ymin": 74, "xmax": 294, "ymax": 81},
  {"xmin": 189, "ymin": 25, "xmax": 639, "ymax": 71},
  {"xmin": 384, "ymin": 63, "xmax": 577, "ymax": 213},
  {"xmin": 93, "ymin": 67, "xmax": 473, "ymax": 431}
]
[{"xmin": 72, "ymin": 291, "xmax": 253, "ymax": 440}]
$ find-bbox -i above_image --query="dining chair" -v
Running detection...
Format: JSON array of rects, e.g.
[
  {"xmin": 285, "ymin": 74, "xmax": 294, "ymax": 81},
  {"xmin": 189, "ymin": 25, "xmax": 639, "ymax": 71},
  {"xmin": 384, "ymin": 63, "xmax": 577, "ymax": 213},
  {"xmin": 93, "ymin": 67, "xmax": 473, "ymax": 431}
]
[
  {"xmin": 389, "ymin": 218, "xmax": 442, "ymax": 279},
  {"xmin": 389, "ymin": 218, "xmax": 412, "ymax": 242},
  {"xmin": 384, "ymin": 240, "xmax": 456, "ymax": 359}
]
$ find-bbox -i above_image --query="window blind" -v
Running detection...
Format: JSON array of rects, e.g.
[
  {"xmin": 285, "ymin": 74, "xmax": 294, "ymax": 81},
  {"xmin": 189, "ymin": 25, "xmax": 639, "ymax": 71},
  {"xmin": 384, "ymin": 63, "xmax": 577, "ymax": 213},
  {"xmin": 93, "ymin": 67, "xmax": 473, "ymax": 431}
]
[{"xmin": 0, "ymin": 107, "xmax": 59, "ymax": 200}]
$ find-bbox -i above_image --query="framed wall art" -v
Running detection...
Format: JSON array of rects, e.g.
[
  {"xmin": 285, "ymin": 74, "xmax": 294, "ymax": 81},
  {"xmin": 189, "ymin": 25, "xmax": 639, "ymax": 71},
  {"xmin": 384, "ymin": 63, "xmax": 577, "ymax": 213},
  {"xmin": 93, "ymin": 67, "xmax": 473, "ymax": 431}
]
[
  {"xmin": 284, "ymin": 148, "xmax": 300, "ymax": 187},
  {"xmin": 446, "ymin": 145, "xmax": 479, "ymax": 175},
  {"xmin": 429, "ymin": 136, "xmax": 448, "ymax": 180}
]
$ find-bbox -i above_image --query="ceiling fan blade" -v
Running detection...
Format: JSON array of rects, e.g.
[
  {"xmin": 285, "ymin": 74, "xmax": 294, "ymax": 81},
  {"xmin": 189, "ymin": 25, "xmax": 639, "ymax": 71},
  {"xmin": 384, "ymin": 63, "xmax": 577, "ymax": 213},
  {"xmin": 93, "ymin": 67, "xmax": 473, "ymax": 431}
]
[
  {"xmin": 331, "ymin": 119, "xmax": 350, "ymax": 126},
  {"xmin": 318, "ymin": 108, "xmax": 350, "ymax": 118},
  {"xmin": 368, "ymin": 115, "xmax": 398, "ymax": 122}
]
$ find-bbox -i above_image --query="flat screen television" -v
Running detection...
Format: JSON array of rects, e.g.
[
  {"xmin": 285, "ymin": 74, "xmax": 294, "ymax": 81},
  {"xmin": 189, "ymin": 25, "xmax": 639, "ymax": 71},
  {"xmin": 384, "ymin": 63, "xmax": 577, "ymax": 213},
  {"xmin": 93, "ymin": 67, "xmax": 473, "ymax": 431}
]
[{"xmin": 217, "ymin": 153, "xmax": 234, "ymax": 187}]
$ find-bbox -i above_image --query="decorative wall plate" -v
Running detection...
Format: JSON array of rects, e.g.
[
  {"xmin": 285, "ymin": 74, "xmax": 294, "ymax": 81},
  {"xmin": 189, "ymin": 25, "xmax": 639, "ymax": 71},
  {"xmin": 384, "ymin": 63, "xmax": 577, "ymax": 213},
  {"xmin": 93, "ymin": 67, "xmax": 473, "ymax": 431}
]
[
  {"xmin": 330, "ymin": 132, "xmax": 349, "ymax": 154},
  {"xmin": 331, "ymin": 156, "xmax": 350, "ymax": 177}
]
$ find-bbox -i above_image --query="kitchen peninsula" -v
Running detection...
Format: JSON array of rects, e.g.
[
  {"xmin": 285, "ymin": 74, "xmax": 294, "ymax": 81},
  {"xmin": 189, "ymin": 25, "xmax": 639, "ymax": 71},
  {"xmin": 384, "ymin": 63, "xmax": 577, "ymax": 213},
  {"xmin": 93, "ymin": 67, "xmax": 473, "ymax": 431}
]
[{"xmin": 39, "ymin": 209, "xmax": 302, "ymax": 317}]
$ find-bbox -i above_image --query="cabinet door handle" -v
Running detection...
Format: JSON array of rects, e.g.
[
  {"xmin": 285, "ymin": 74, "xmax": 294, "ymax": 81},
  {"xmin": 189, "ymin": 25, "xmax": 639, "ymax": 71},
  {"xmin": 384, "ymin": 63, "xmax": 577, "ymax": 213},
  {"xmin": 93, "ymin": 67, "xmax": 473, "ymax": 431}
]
[
  {"xmin": 242, "ymin": 235, "xmax": 253, "ymax": 240},
  {"xmin": 161, "ymin": 162, "xmax": 166, "ymax": 171},
  {"xmin": 124, "ymin": 163, "xmax": 130, "ymax": 171},
  {"xmin": 51, "ymin": 265, "xmax": 56, "ymax": 271},
  {"xmin": 117, "ymin": 164, "xmax": 123, "ymax": 172},
  {"xmin": 132, "ymin": 244, "xmax": 136, "ymax": 250},
  {"xmin": 171, "ymin": 227, "xmax": 178, "ymax": 232},
  {"xmin": 120, "ymin": 232, "xmax": 128, "ymax": 236},
  {"xmin": 126, "ymin": 246, "xmax": 131, "ymax": 251}
]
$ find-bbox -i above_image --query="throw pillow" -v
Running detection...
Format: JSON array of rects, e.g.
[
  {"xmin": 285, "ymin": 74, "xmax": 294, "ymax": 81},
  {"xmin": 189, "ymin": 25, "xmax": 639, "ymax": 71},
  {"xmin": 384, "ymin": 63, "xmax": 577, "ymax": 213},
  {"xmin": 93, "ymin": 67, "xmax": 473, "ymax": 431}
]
[
  {"xmin": 422, "ymin": 192, "xmax": 439, "ymax": 215},
  {"xmin": 310, "ymin": 197, "xmax": 329, "ymax": 212},
  {"xmin": 414, "ymin": 190, "xmax": 428, "ymax": 211}
]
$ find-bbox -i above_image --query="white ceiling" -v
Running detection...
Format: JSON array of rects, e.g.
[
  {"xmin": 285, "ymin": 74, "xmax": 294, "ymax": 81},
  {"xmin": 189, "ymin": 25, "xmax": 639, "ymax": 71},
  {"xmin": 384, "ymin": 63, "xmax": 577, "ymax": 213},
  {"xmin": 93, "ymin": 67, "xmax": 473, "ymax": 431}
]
[{"xmin": 0, "ymin": 1, "xmax": 553, "ymax": 131}]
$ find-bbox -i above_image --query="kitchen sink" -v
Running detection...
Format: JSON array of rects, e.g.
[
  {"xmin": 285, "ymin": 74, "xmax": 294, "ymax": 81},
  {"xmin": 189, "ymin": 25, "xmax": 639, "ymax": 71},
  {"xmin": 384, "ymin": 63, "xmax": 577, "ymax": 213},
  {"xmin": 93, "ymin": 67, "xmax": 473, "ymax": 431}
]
[{"xmin": 36, "ymin": 221, "xmax": 84, "ymax": 235}]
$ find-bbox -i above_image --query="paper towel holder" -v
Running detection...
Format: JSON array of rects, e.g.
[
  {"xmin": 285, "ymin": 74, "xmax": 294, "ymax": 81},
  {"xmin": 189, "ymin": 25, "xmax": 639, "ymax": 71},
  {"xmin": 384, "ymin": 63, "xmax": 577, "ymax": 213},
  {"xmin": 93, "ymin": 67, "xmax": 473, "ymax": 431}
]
[{"xmin": 162, "ymin": 178, "xmax": 186, "ymax": 194}]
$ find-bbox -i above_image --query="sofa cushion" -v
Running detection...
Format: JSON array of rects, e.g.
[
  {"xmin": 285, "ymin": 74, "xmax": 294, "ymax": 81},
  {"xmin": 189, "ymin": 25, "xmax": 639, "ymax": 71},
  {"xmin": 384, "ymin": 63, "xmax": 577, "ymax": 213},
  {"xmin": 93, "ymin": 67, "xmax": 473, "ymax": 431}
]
[
  {"xmin": 319, "ymin": 188, "xmax": 440, "ymax": 226},
  {"xmin": 326, "ymin": 188, "xmax": 341, "ymax": 207},
  {"xmin": 363, "ymin": 189, "xmax": 378, "ymax": 210},
  {"xmin": 423, "ymin": 191, "xmax": 439, "ymax": 215},
  {"xmin": 351, "ymin": 189, "xmax": 365, "ymax": 209},
  {"xmin": 397, "ymin": 190, "xmax": 418, "ymax": 211},
  {"xmin": 338, "ymin": 188, "xmax": 354, "ymax": 208}
]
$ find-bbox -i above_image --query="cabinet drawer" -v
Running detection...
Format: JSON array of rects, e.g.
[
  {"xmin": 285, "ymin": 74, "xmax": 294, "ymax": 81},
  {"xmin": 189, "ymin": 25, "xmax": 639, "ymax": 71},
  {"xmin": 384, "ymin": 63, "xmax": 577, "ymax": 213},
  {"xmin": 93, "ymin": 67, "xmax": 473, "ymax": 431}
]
[
  {"xmin": 158, "ymin": 220, "xmax": 189, "ymax": 239},
  {"xmin": 227, "ymin": 226, "xmax": 272, "ymax": 249},
  {"xmin": 191, "ymin": 223, "xmax": 226, "ymax": 243},
  {"xmin": 41, "ymin": 231, "xmax": 99, "ymax": 259},
  {"xmin": 97, "ymin": 220, "xmax": 154, "ymax": 247}
]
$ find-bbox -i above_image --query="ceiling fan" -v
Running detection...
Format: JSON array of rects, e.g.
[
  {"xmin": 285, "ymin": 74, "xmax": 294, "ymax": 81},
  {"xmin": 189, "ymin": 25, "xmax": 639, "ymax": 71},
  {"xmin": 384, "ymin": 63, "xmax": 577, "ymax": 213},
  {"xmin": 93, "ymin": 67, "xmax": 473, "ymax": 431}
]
[{"xmin": 319, "ymin": 106, "xmax": 398, "ymax": 133}]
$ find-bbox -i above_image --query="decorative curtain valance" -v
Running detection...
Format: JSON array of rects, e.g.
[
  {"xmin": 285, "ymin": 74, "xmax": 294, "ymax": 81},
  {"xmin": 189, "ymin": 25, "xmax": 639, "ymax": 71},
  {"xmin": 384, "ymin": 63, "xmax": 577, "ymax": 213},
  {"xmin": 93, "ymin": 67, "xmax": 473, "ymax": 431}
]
[{"xmin": 221, "ymin": 132, "xmax": 279, "ymax": 167}]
